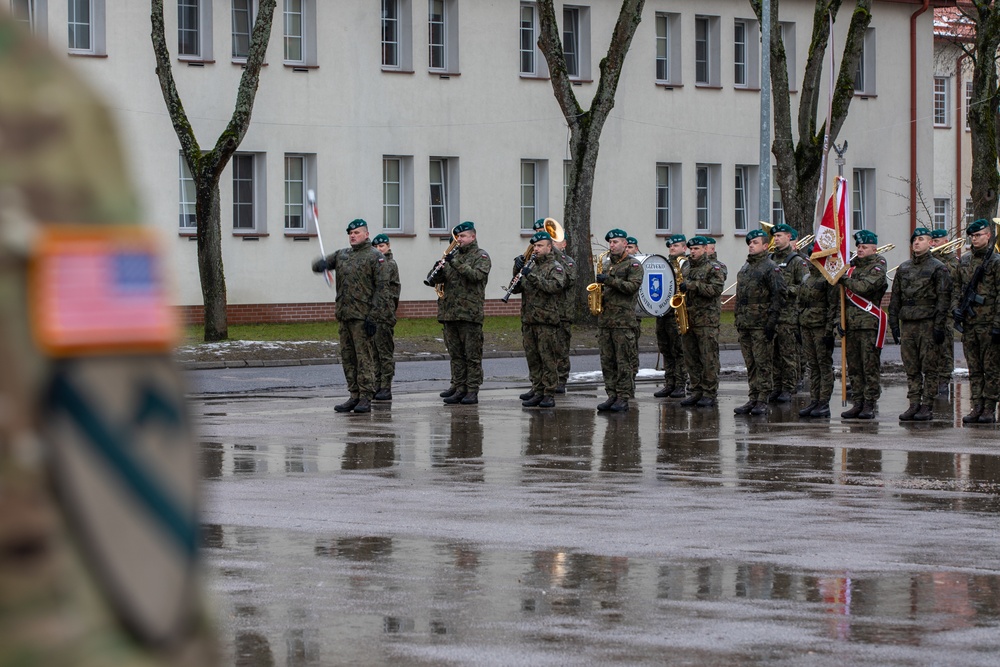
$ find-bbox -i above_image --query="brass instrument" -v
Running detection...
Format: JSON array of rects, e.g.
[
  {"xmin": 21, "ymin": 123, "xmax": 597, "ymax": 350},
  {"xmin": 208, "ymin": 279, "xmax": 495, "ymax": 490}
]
[
  {"xmin": 424, "ymin": 232, "xmax": 460, "ymax": 298},
  {"xmin": 501, "ymin": 218, "xmax": 564, "ymax": 302},
  {"xmin": 670, "ymin": 256, "xmax": 689, "ymax": 334},
  {"xmin": 587, "ymin": 249, "xmax": 610, "ymax": 316},
  {"xmin": 886, "ymin": 239, "xmax": 960, "ymax": 275},
  {"xmin": 720, "ymin": 232, "xmax": 814, "ymax": 306}
]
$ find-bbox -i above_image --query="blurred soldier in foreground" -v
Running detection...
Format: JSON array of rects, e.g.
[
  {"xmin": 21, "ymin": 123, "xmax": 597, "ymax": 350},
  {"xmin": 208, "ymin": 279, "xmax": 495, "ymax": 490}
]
[
  {"xmin": 654, "ymin": 234, "xmax": 688, "ymax": 398},
  {"xmin": 371, "ymin": 234, "xmax": 400, "ymax": 401},
  {"xmin": 0, "ymin": 14, "xmax": 215, "ymax": 664},
  {"xmin": 312, "ymin": 219, "xmax": 386, "ymax": 413},
  {"xmin": 596, "ymin": 229, "xmax": 643, "ymax": 412}
]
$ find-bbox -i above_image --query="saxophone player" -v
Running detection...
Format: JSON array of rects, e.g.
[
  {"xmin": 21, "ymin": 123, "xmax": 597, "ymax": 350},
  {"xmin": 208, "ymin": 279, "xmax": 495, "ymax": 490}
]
[
  {"xmin": 654, "ymin": 234, "xmax": 689, "ymax": 398},
  {"xmin": 678, "ymin": 237, "xmax": 727, "ymax": 408}
]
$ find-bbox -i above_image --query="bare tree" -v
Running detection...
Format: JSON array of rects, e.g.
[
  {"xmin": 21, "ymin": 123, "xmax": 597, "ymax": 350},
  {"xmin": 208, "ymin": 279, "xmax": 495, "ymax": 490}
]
[
  {"xmin": 151, "ymin": 0, "xmax": 276, "ymax": 341},
  {"xmin": 751, "ymin": 0, "xmax": 873, "ymax": 237},
  {"xmin": 536, "ymin": 0, "xmax": 645, "ymax": 321}
]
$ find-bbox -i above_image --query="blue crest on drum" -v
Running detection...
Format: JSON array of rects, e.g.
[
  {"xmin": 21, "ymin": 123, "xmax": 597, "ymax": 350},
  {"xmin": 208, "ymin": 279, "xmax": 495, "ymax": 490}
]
[{"xmin": 648, "ymin": 272, "xmax": 664, "ymax": 302}]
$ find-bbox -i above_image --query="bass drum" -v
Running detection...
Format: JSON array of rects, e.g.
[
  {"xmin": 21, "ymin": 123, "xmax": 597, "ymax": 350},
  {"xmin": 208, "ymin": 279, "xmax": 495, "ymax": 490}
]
[{"xmin": 633, "ymin": 254, "xmax": 676, "ymax": 317}]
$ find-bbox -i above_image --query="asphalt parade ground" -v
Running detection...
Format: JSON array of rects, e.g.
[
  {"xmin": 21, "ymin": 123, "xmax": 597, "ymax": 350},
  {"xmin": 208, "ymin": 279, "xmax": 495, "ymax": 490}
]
[{"xmin": 189, "ymin": 349, "xmax": 999, "ymax": 666}]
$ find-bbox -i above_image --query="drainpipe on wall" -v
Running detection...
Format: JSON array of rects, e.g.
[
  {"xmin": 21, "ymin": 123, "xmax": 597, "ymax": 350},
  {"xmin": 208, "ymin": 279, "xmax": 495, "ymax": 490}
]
[
  {"xmin": 910, "ymin": 0, "xmax": 931, "ymax": 233},
  {"xmin": 956, "ymin": 53, "xmax": 968, "ymax": 242}
]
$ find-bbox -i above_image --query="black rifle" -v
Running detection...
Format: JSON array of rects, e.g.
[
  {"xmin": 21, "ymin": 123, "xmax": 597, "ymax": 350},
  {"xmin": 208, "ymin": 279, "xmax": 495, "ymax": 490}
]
[{"xmin": 953, "ymin": 239, "xmax": 996, "ymax": 333}]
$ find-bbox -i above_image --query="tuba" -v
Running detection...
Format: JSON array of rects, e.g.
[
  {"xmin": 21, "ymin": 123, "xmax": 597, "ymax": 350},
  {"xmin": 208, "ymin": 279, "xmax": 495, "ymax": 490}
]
[
  {"xmin": 587, "ymin": 250, "xmax": 610, "ymax": 316},
  {"xmin": 669, "ymin": 256, "xmax": 689, "ymax": 334}
]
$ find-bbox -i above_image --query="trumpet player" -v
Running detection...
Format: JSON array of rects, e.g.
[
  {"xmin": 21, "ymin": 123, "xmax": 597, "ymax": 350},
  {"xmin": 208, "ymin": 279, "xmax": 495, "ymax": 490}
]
[
  {"xmin": 427, "ymin": 221, "xmax": 492, "ymax": 405},
  {"xmin": 514, "ymin": 230, "xmax": 567, "ymax": 408},
  {"xmin": 654, "ymin": 234, "xmax": 689, "ymax": 398},
  {"xmin": 930, "ymin": 228, "xmax": 957, "ymax": 395},
  {"xmin": 678, "ymin": 237, "xmax": 726, "ymax": 408},
  {"xmin": 596, "ymin": 229, "xmax": 644, "ymax": 412}
]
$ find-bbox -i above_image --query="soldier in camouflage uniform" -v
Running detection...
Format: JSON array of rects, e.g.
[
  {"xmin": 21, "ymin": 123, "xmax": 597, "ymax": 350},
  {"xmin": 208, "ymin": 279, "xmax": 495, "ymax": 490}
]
[
  {"xmin": 0, "ymin": 14, "xmax": 216, "ymax": 664},
  {"xmin": 734, "ymin": 229, "xmax": 784, "ymax": 416},
  {"xmin": 839, "ymin": 230, "xmax": 888, "ymax": 420},
  {"xmin": 312, "ymin": 219, "xmax": 387, "ymax": 413},
  {"xmin": 428, "ymin": 220, "xmax": 491, "ymax": 405},
  {"xmin": 797, "ymin": 261, "xmax": 839, "ymax": 418},
  {"xmin": 888, "ymin": 227, "xmax": 951, "ymax": 421},
  {"xmin": 513, "ymin": 231, "xmax": 567, "ymax": 407},
  {"xmin": 553, "ymin": 233, "xmax": 576, "ymax": 393},
  {"xmin": 767, "ymin": 223, "xmax": 809, "ymax": 402},
  {"xmin": 596, "ymin": 229, "xmax": 644, "ymax": 412},
  {"xmin": 654, "ymin": 234, "xmax": 688, "ymax": 399},
  {"xmin": 930, "ymin": 228, "xmax": 957, "ymax": 395},
  {"xmin": 952, "ymin": 219, "xmax": 1000, "ymax": 423},
  {"xmin": 627, "ymin": 236, "xmax": 643, "ymax": 383},
  {"xmin": 371, "ymin": 234, "xmax": 400, "ymax": 401},
  {"xmin": 677, "ymin": 236, "xmax": 726, "ymax": 407}
]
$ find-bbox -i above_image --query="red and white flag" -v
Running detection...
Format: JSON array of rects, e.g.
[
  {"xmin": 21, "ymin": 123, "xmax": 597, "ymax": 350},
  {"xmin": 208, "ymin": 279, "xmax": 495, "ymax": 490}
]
[{"xmin": 810, "ymin": 175, "xmax": 850, "ymax": 284}]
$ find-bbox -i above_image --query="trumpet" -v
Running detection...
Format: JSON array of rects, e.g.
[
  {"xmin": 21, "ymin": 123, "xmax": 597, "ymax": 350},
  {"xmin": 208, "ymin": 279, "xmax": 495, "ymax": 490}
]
[
  {"xmin": 670, "ymin": 256, "xmax": 689, "ymax": 334},
  {"xmin": 587, "ymin": 249, "xmax": 610, "ymax": 316},
  {"xmin": 501, "ymin": 218, "xmax": 564, "ymax": 301}
]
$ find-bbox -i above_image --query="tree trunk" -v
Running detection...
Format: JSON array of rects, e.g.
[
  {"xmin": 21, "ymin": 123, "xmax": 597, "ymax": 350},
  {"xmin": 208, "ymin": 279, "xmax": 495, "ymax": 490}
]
[
  {"xmin": 968, "ymin": 2, "xmax": 1000, "ymax": 222},
  {"xmin": 195, "ymin": 175, "xmax": 227, "ymax": 340}
]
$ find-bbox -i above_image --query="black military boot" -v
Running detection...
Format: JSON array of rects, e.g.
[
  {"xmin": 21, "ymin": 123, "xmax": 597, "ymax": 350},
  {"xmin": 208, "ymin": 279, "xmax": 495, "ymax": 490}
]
[
  {"xmin": 898, "ymin": 404, "xmax": 920, "ymax": 421},
  {"xmin": 555, "ymin": 384, "xmax": 566, "ymax": 395},
  {"xmin": 440, "ymin": 386, "xmax": 458, "ymax": 398},
  {"xmin": 798, "ymin": 400, "xmax": 820, "ymax": 417},
  {"xmin": 857, "ymin": 401, "xmax": 876, "ymax": 420},
  {"xmin": 352, "ymin": 398, "xmax": 371, "ymax": 413},
  {"xmin": 962, "ymin": 402, "xmax": 984, "ymax": 424},
  {"xmin": 597, "ymin": 395, "xmax": 617, "ymax": 411},
  {"xmin": 522, "ymin": 394, "xmax": 544, "ymax": 407},
  {"xmin": 460, "ymin": 392, "xmax": 479, "ymax": 405},
  {"xmin": 775, "ymin": 391, "xmax": 792, "ymax": 403},
  {"xmin": 680, "ymin": 392, "xmax": 703, "ymax": 407},
  {"xmin": 696, "ymin": 395, "xmax": 717, "ymax": 408},
  {"xmin": 334, "ymin": 397, "xmax": 359, "ymax": 413},
  {"xmin": 518, "ymin": 389, "xmax": 536, "ymax": 401},
  {"xmin": 669, "ymin": 386, "xmax": 687, "ymax": 398},
  {"xmin": 810, "ymin": 402, "xmax": 831, "ymax": 418},
  {"xmin": 653, "ymin": 384, "xmax": 674, "ymax": 398},
  {"xmin": 766, "ymin": 389, "xmax": 782, "ymax": 403},
  {"xmin": 538, "ymin": 395, "xmax": 556, "ymax": 408},
  {"xmin": 913, "ymin": 404, "xmax": 933, "ymax": 421},
  {"xmin": 841, "ymin": 401, "xmax": 864, "ymax": 419},
  {"xmin": 610, "ymin": 397, "xmax": 630, "ymax": 412},
  {"xmin": 749, "ymin": 401, "xmax": 768, "ymax": 416},
  {"xmin": 977, "ymin": 401, "xmax": 997, "ymax": 424},
  {"xmin": 374, "ymin": 388, "xmax": 392, "ymax": 401},
  {"xmin": 443, "ymin": 388, "xmax": 467, "ymax": 404},
  {"xmin": 937, "ymin": 381, "xmax": 950, "ymax": 396},
  {"xmin": 734, "ymin": 400, "xmax": 755, "ymax": 415}
]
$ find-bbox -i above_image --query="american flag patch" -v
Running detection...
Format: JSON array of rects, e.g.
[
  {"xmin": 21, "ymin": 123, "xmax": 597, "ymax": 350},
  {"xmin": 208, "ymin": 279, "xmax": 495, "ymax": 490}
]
[{"xmin": 30, "ymin": 226, "xmax": 177, "ymax": 356}]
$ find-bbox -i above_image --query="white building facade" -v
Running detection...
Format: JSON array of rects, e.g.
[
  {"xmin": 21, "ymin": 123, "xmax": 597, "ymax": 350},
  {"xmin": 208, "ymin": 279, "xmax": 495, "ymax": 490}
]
[{"xmin": 13, "ymin": 0, "xmax": 945, "ymax": 320}]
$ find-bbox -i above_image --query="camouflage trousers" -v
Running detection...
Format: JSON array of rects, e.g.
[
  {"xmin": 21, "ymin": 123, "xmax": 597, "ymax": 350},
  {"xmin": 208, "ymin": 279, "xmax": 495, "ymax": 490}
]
[
  {"xmin": 900, "ymin": 318, "xmax": 938, "ymax": 405},
  {"xmin": 935, "ymin": 326, "xmax": 955, "ymax": 385},
  {"xmin": 340, "ymin": 318, "xmax": 376, "ymax": 399},
  {"xmin": 443, "ymin": 321, "xmax": 484, "ymax": 391},
  {"xmin": 962, "ymin": 327, "xmax": 1000, "ymax": 402},
  {"xmin": 599, "ymin": 327, "xmax": 638, "ymax": 398},
  {"xmin": 655, "ymin": 313, "xmax": 686, "ymax": 389},
  {"xmin": 800, "ymin": 326, "xmax": 834, "ymax": 402},
  {"xmin": 631, "ymin": 319, "xmax": 642, "ymax": 378},
  {"xmin": 681, "ymin": 326, "xmax": 719, "ymax": 397},
  {"xmin": 737, "ymin": 328, "xmax": 773, "ymax": 402},
  {"xmin": 523, "ymin": 322, "xmax": 562, "ymax": 395},
  {"xmin": 558, "ymin": 320, "xmax": 573, "ymax": 385},
  {"xmin": 845, "ymin": 328, "xmax": 882, "ymax": 402},
  {"xmin": 771, "ymin": 322, "xmax": 800, "ymax": 392},
  {"xmin": 372, "ymin": 323, "xmax": 396, "ymax": 389}
]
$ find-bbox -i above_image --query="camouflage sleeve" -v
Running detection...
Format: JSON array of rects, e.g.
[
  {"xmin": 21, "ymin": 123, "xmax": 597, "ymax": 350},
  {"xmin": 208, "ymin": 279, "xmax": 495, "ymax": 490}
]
[
  {"xmin": 454, "ymin": 250, "xmax": 491, "ymax": 285},
  {"xmin": 688, "ymin": 262, "xmax": 725, "ymax": 298},
  {"xmin": 766, "ymin": 268, "xmax": 785, "ymax": 329},
  {"xmin": 990, "ymin": 258, "xmax": 1000, "ymax": 332},
  {"xmin": 888, "ymin": 274, "xmax": 901, "ymax": 330},
  {"xmin": 950, "ymin": 258, "xmax": 963, "ymax": 316},
  {"xmin": 786, "ymin": 257, "xmax": 809, "ymax": 300},
  {"xmin": 526, "ymin": 261, "xmax": 567, "ymax": 294},
  {"xmin": 370, "ymin": 251, "xmax": 387, "ymax": 319},
  {"xmin": 841, "ymin": 264, "xmax": 885, "ymax": 299},
  {"xmin": 934, "ymin": 264, "xmax": 951, "ymax": 331},
  {"xmin": 825, "ymin": 283, "xmax": 840, "ymax": 336},
  {"xmin": 608, "ymin": 261, "xmax": 642, "ymax": 295}
]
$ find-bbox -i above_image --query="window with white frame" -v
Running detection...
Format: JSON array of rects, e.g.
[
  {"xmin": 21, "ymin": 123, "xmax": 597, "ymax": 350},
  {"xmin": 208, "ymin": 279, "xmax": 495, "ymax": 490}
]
[
  {"xmin": 562, "ymin": 6, "xmax": 590, "ymax": 80},
  {"xmin": 428, "ymin": 0, "xmax": 459, "ymax": 72},
  {"xmin": 695, "ymin": 15, "xmax": 720, "ymax": 87},
  {"xmin": 934, "ymin": 77, "xmax": 950, "ymax": 127},
  {"xmin": 382, "ymin": 0, "xmax": 412, "ymax": 71},
  {"xmin": 383, "ymin": 156, "xmax": 414, "ymax": 232},
  {"xmin": 68, "ymin": 0, "xmax": 105, "ymax": 55},
  {"xmin": 178, "ymin": 0, "xmax": 213, "ymax": 60},
  {"xmin": 695, "ymin": 164, "xmax": 721, "ymax": 234},
  {"xmin": 854, "ymin": 28, "xmax": 876, "ymax": 96},
  {"xmin": 772, "ymin": 168, "xmax": 784, "ymax": 226},
  {"xmin": 179, "ymin": 155, "xmax": 197, "ymax": 230},
  {"xmin": 655, "ymin": 12, "xmax": 681, "ymax": 84},
  {"xmin": 734, "ymin": 19, "xmax": 760, "ymax": 89},
  {"xmin": 966, "ymin": 80, "xmax": 973, "ymax": 131},
  {"xmin": 520, "ymin": 3, "xmax": 539, "ymax": 76},
  {"xmin": 734, "ymin": 165, "xmax": 751, "ymax": 231},
  {"xmin": 852, "ymin": 168, "xmax": 875, "ymax": 232},
  {"xmin": 933, "ymin": 198, "xmax": 949, "ymax": 231},
  {"xmin": 232, "ymin": 153, "xmax": 266, "ymax": 232},
  {"xmin": 284, "ymin": 0, "xmax": 317, "ymax": 66},
  {"xmin": 655, "ymin": 163, "xmax": 680, "ymax": 232},
  {"xmin": 520, "ymin": 160, "xmax": 548, "ymax": 230},
  {"xmin": 284, "ymin": 154, "xmax": 317, "ymax": 232},
  {"xmin": 779, "ymin": 22, "xmax": 796, "ymax": 91},
  {"xmin": 429, "ymin": 157, "xmax": 459, "ymax": 232},
  {"xmin": 231, "ymin": 0, "xmax": 256, "ymax": 60},
  {"xmin": 10, "ymin": 0, "xmax": 47, "ymax": 35}
]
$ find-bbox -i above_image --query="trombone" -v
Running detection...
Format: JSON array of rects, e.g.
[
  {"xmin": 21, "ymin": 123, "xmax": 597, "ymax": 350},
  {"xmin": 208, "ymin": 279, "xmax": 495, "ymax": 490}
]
[
  {"xmin": 886, "ymin": 238, "xmax": 961, "ymax": 276},
  {"xmin": 720, "ymin": 233, "xmax": 815, "ymax": 306},
  {"xmin": 501, "ymin": 218, "xmax": 564, "ymax": 302}
]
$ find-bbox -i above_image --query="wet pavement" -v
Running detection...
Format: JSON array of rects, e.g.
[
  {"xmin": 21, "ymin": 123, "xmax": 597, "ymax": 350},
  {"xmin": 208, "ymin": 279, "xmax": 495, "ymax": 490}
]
[{"xmin": 193, "ymin": 365, "xmax": 999, "ymax": 666}]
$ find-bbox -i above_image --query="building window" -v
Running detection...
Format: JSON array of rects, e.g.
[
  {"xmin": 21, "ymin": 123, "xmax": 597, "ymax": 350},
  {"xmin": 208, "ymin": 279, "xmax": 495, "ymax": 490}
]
[
  {"xmin": 734, "ymin": 19, "xmax": 760, "ymax": 88},
  {"xmin": 772, "ymin": 168, "xmax": 784, "ymax": 227},
  {"xmin": 966, "ymin": 80, "xmax": 973, "ymax": 132},
  {"xmin": 284, "ymin": 155, "xmax": 317, "ymax": 232},
  {"xmin": 178, "ymin": 0, "xmax": 213, "ymax": 60},
  {"xmin": 284, "ymin": 0, "xmax": 317, "ymax": 65},
  {"xmin": 427, "ymin": 0, "xmax": 458, "ymax": 72},
  {"xmin": 383, "ymin": 156, "xmax": 414, "ymax": 233},
  {"xmin": 68, "ymin": 0, "xmax": 104, "ymax": 55},
  {"xmin": 382, "ymin": 0, "xmax": 412, "ymax": 71},
  {"xmin": 933, "ymin": 198, "xmax": 949, "ymax": 231},
  {"xmin": 695, "ymin": 15, "xmax": 720, "ymax": 87},
  {"xmin": 734, "ymin": 166, "xmax": 748, "ymax": 231},
  {"xmin": 934, "ymin": 77, "xmax": 950, "ymax": 127},
  {"xmin": 231, "ymin": 0, "xmax": 256, "ymax": 60},
  {"xmin": 561, "ymin": 6, "xmax": 590, "ymax": 80},
  {"xmin": 779, "ymin": 22, "xmax": 796, "ymax": 91},
  {"xmin": 655, "ymin": 12, "xmax": 681, "ymax": 84},
  {"xmin": 519, "ymin": 3, "xmax": 549, "ymax": 78},
  {"xmin": 655, "ymin": 163, "xmax": 678, "ymax": 232},
  {"xmin": 520, "ymin": 160, "xmax": 548, "ymax": 230},
  {"xmin": 854, "ymin": 28, "xmax": 876, "ymax": 96},
  {"xmin": 852, "ymin": 168, "xmax": 875, "ymax": 232},
  {"xmin": 429, "ymin": 157, "xmax": 459, "ymax": 232},
  {"xmin": 179, "ymin": 155, "xmax": 197, "ymax": 230},
  {"xmin": 11, "ymin": 0, "xmax": 47, "ymax": 35},
  {"xmin": 232, "ymin": 153, "xmax": 265, "ymax": 231},
  {"xmin": 695, "ymin": 164, "xmax": 721, "ymax": 234}
]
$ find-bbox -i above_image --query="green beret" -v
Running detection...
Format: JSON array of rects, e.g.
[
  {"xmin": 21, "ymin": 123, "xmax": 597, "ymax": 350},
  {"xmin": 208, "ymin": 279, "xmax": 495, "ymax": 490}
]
[
  {"xmin": 346, "ymin": 218, "xmax": 368, "ymax": 231},
  {"xmin": 453, "ymin": 220, "xmax": 476, "ymax": 234},
  {"xmin": 686, "ymin": 236, "xmax": 708, "ymax": 247},
  {"xmin": 854, "ymin": 230, "xmax": 878, "ymax": 245},
  {"xmin": 371, "ymin": 234, "xmax": 390, "ymax": 246},
  {"xmin": 930, "ymin": 228, "xmax": 948, "ymax": 239},
  {"xmin": 530, "ymin": 230, "xmax": 552, "ymax": 244},
  {"xmin": 746, "ymin": 229, "xmax": 767, "ymax": 244},
  {"xmin": 532, "ymin": 218, "xmax": 546, "ymax": 230},
  {"xmin": 626, "ymin": 236, "xmax": 639, "ymax": 246},
  {"xmin": 968, "ymin": 218, "xmax": 990, "ymax": 235},
  {"xmin": 666, "ymin": 234, "xmax": 687, "ymax": 246},
  {"xmin": 772, "ymin": 223, "xmax": 797, "ymax": 239},
  {"xmin": 704, "ymin": 237, "xmax": 717, "ymax": 245},
  {"xmin": 911, "ymin": 227, "xmax": 932, "ymax": 242},
  {"xmin": 605, "ymin": 228, "xmax": 628, "ymax": 241}
]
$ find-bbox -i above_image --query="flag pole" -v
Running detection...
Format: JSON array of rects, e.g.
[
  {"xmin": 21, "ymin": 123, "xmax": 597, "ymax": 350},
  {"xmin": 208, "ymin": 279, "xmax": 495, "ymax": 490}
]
[
  {"xmin": 308, "ymin": 189, "xmax": 333, "ymax": 288},
  {"xmin": 833, "ymin": 143, "xmax": 848, "ymax": 405}
]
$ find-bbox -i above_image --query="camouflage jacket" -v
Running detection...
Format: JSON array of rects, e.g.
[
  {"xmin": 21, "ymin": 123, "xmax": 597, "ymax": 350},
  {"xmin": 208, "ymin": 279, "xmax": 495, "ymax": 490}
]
[
  {"xmin": 373, "ymin": 251, "xmax": 401, "ymax": 325},
  {"xmin": 554, "ymin": 247, "xmax": 577, "ymax": 322},
  {"xmin": 798, "ymin": 271, "xmax": 838, "ymax": 333},
  {"xmin": 734, "ymin": 252, "xmax": 784, "ymax": 331},
  {"xmin": 431, "ymin": 240, "xmax": 491, "ymax": 323},
  {"xmin": 681, "ymin": 254, "xmax": 726, "ymax": 328},
  {"xmin": 951, "ymin": 244, "xmax": 1000, "ymax": 331},
  {"xmin": 841, "ymin": 253, "xmax": 888, "ymax": 331},
  {"xmin": 323, "ymin": 242, "xmax": 386, "ymax": 322},
  {"xmin": 769, "ymin": 246, "xmax": 809, "ymax": 325},
  {"xmin": 710, "ymin": 253, "xmax": 729, "ymax": 283},
  {"xmin": 888, "ymin": 251, "xmax": 951, "ymax": 330},
  {"xmin": 513, "ymin": 252, "xmax": 566, "ymax": 325},
  {"xmin": 598, "ymin": 251, "xmax": 643, "ymax": 329}
]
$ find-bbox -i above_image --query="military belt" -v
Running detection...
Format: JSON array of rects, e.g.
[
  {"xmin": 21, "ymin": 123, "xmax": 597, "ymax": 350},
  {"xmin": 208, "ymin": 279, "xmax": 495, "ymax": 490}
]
[{"xmin": 903, "ymin": 299, "xmax": 936, "ymax": 307}]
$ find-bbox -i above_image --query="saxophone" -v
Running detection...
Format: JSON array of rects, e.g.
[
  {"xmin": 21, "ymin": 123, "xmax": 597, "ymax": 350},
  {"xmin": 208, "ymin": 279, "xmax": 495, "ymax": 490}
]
[
  {"xmin": 670, "ymin": 256, "xmax": 689, "ymax": 334},
  {"xmin": 587, "ymin": 250, "xmax": 610, "ymax": 316}
]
